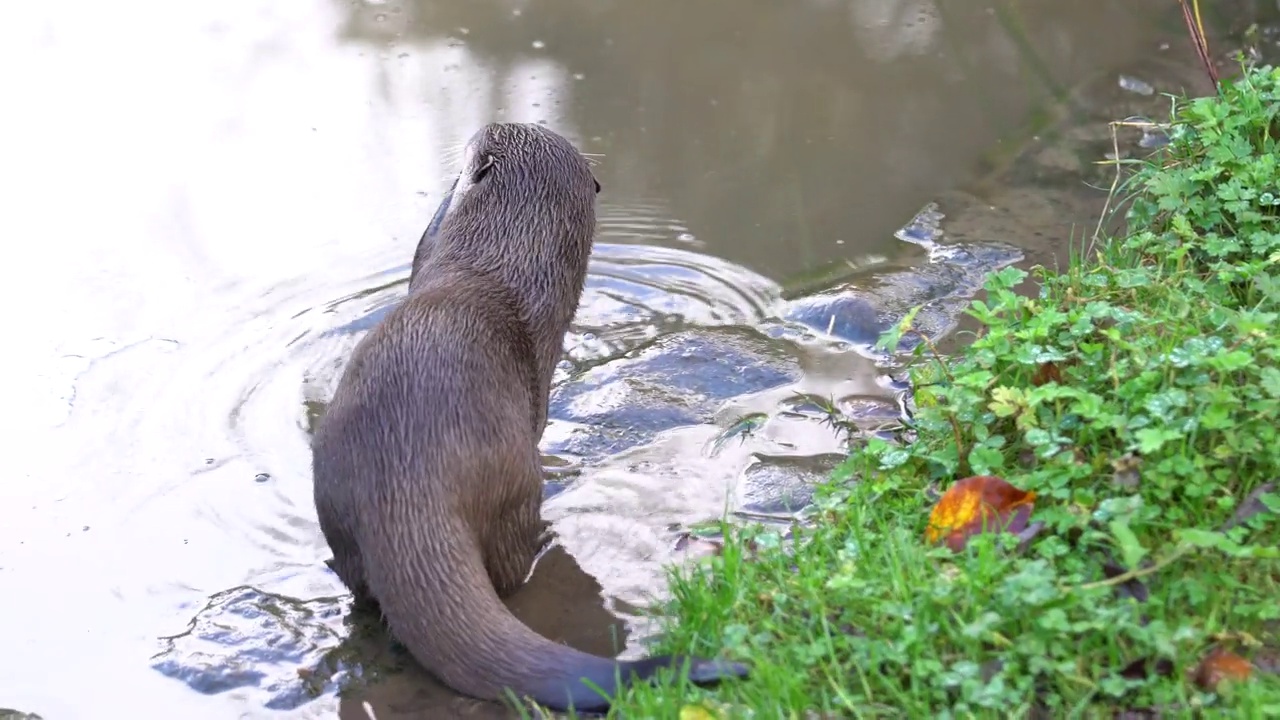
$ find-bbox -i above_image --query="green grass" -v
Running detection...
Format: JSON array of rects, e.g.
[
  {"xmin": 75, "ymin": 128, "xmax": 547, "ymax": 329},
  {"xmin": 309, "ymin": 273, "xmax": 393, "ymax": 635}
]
[{"xmin": 601, "ymin": 64, "xmax": 1280, "ymax": 718}]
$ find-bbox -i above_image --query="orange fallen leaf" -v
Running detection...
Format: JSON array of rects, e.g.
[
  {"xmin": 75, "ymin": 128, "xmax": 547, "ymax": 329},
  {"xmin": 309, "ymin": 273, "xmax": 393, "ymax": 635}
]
[
  {"xmin": 925, "ymin": 475, "xmax": 1036, "ymax": 552},
  {"xmin": 1193, "ymin": 647, "xmax": 1253, "ymax": 691}
]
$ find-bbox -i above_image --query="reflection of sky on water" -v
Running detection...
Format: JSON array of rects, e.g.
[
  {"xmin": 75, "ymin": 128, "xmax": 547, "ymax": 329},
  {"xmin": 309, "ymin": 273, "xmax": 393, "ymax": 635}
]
[{"xmin": 0, "ymin": 3, "xmax": 590, "ymax": 717}]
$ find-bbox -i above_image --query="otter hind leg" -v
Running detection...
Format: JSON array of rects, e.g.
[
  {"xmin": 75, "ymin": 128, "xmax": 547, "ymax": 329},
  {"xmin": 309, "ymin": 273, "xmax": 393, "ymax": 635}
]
[
  {"xmin": 483, "ymin": 487, "xmax": 545, "ymax": 598},
  {"xmin": 535, "ymin": 518, "xmax": 557, "ymax": 554}
]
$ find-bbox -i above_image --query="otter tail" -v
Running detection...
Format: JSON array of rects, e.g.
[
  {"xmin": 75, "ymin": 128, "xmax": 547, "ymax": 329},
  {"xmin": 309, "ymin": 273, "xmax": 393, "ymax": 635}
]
[{"xmin": 359, "ymin": 515, "xmax": 747, "ymax": 712}]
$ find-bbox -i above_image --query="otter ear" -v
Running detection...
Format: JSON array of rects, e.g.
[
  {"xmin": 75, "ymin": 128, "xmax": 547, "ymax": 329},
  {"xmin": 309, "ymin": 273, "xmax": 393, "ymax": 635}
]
[
  {"xmin": 473, "ymin": 154, "xmax": 495, "ymax": 183},
  {"xmin": 592, "ymin": 176, "xmax": 601, "ymax": 194}
]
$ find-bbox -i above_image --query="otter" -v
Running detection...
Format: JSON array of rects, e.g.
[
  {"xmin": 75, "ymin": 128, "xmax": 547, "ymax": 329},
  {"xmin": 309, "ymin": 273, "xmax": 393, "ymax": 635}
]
[{"xmin": 311, "ymin": 122, "xmax": 747, "ymax": 712}]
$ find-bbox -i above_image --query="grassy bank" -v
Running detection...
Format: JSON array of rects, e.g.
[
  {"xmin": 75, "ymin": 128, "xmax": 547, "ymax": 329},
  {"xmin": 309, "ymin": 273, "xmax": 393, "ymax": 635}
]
[{"xmin": 604, "ymin": 65, "xmax": 1280, "ymax": 718}]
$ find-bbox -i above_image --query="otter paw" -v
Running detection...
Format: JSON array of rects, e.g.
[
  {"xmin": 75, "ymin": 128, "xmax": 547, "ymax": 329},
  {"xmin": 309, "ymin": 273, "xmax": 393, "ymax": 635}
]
[{"xmin": 535, "ymin": 520, "xmax": 558, "ymax": 553}]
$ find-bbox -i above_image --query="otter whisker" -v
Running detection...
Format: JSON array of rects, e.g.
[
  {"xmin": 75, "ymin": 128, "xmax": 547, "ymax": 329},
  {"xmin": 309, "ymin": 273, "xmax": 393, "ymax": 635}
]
[{"xmin": 438, "ymin": 140, "xmax": 470, "ymax": 167}]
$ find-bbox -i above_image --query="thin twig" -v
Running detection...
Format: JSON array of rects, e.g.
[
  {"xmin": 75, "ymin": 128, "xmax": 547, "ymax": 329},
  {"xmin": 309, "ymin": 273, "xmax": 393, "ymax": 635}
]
[
  {"xmin": 1089, "ymin": 120, "xmax": 1171, "ymax": 258},
  {"xmin": 1178, "ymin": 0, "xmax": 1219, "ymax": 88},
  {"xmin": 1089, "ymin": 121, "xmax": 1127, "ymax": 259},
  {"xmin": 1071, "ymin": 546, "xmax": 1190, "ymax": 592}
]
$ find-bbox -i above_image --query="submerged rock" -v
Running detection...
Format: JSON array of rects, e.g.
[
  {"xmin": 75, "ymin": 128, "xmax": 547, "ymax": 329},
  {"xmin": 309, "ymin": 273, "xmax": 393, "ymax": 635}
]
[
  {"xmin": 782, "ymin": 202, "xmax": 1023, "ymax": 352},
  {"xmin": 783, "ymin": 242, "xmax": 1022, "ymax": 352},
  {"xmin": 151, "ymin": 587, "xmax": 352, "ymax": 711},
  {"xmin": 738, "ymin": 453, "xmax": 847, "ymax": 515},
  {"xmin": 545, "ymin": 326, "xmax": 802, "ymax": 463}
]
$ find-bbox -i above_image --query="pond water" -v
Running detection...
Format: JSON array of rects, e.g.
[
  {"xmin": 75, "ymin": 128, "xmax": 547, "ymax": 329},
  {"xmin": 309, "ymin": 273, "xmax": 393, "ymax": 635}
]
[{"xmin": 3, "ymin": 1, "xmax": 1278, "ymax": 718}]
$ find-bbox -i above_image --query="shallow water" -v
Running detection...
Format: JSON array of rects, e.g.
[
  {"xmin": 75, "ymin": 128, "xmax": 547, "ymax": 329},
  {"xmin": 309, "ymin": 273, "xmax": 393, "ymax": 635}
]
[{"xmin": 2, "ymin": 1, "xmax": 1277, "ymax": 718}]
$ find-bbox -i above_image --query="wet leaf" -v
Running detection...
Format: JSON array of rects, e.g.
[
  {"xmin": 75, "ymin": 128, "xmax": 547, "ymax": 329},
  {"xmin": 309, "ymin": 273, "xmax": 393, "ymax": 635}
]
[
  {"xmin": 1193, "ymin": 647, "xmax": 1253, "ymax": 690},
  {"xmin": 924, "ymin": 475, "xmax": 1037, "ymax": 552}
]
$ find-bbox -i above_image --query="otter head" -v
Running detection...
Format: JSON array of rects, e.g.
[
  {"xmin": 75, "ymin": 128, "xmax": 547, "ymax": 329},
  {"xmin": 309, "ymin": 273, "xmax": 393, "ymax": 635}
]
[{"xmin": 410, "ymin": 123, "xmax": 601, "ymax": 292}]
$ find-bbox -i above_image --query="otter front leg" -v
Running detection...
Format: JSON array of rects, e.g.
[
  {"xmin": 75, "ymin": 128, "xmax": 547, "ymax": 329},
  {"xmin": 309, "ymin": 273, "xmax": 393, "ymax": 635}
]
[
  {"xmin": 317, "ymin": 500, "xmax": 377, "ymax": 609},
  {"xmin": 325, "ymin": 557, "xmax": 379, "ymax": 612}
]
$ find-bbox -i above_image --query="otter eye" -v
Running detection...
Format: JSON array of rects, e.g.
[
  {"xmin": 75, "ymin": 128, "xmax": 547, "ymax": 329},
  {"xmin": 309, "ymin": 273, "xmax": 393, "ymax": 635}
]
[
  {"xmin": 473, "ymin": 154, "xmax": 495, "ymax": 183},
  {"xmin": 593, "ymin": 177, "xmax": 601, "ymax": 194}
]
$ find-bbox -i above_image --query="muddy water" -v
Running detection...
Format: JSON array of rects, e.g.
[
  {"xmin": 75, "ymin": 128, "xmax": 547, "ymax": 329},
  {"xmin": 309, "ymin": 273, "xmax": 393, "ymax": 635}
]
[{"xmin": 2, "ymin": 1, "xmax": 1277, "ymax": 718}]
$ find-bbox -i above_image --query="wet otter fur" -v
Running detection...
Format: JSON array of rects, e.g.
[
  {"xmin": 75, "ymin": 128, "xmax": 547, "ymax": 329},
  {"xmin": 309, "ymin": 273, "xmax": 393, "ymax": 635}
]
[{"xmin": 311, "ymin": 122, "xmax": 748, "ymax": 712}]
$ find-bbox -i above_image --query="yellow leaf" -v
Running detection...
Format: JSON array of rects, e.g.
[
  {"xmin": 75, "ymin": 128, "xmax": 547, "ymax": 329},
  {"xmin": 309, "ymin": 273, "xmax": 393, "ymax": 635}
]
[
  {"xmin": 679, "ymin": 704, "xmax": 720, "ymax": 720},
  {"xmin": 988, "ymin": 386, "xmax": 1026, "ymax": 418}
]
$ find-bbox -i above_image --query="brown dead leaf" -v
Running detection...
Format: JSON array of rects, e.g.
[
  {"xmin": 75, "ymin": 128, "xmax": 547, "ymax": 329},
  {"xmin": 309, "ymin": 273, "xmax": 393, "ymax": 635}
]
[
  {"xmin": 1192, "ymin": 647, "xmax": 1253, "ymax": 691},
  {"xmin": 925, "ymin": 475, "xmax": 1037, "ymax": 552},
  {"xmin": 1220, "ymin": 481, "xmax": 1278, "ymax": 532},
  {"xmin": 1031, "ymin": 361, "xmax": 1062, "ymax": 386},
  {"xmin": 1111, "ymin": 452, "xmax": 1143, "ymax": 490},
  {"xmin": 1103, "ymin": 557, "xmax": 1151, "ymax": 604},
  {"xmin": 1017, "ymin": 447, "xmax": 1038, "ymax": 469},
  {"xmin": 1120, "ymin": 656, "xmax": 1174, "ymax": 681}
]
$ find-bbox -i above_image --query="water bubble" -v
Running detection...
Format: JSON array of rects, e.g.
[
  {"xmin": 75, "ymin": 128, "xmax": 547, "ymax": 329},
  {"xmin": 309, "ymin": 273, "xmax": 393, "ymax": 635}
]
[
  {"xmin": 573, "ymin": 73, "xmax": 585, "ymax": 81},
  {"xmin": 532, "ymin": 40, "xmax": 546, "ymax": 49}
]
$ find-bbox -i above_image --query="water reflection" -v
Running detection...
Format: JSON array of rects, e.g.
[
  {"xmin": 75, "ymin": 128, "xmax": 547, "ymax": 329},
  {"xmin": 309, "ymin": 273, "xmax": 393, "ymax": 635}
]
[
  {"xmin": 1, "ymin": 0, "xmax": 1276, "ymax": 717},
  {"xmin": 334, "ymin": 0, "xmax": 1231, "ymax": 281}
]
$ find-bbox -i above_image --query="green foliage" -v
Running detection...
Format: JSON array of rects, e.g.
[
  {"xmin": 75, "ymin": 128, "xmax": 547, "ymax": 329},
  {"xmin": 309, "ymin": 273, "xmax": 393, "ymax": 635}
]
[
  {"xmin": 607, "ymin": 66, "xmax": 1280, "ymax": 718},
  {"xmin": 1126, "ymin": 64, "xmax": 1280, "ymax": 288}
]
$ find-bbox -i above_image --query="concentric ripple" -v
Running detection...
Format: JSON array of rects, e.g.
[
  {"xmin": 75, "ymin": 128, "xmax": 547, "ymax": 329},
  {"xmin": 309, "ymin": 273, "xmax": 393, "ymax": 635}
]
[
  {"xmin": 13, "ymin": 199, "xmax": 1013, "ymax": 716},
  {"xmin": 130, "ymin": 229, "xmax": 794, "ymax": 712}
]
